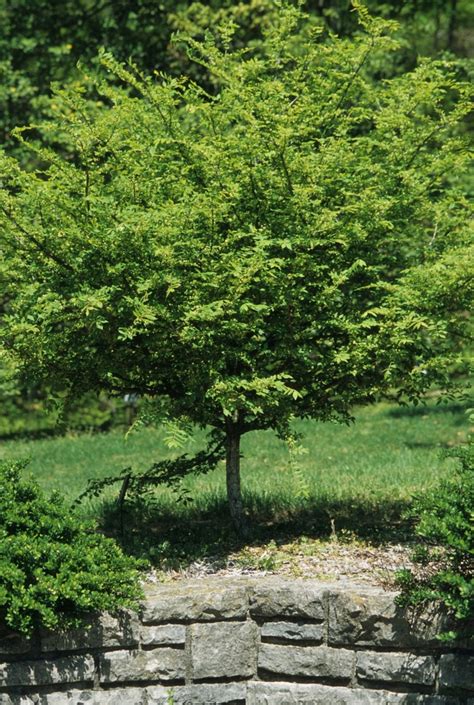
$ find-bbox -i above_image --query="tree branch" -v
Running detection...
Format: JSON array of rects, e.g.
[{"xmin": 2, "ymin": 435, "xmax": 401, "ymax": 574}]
[
  {"xmin": 279, "ymin": 149, "xmax": 294, "ymax": 197},
  {"xmin": 2, "ymin": 207, "xmax": 75, "ymax": 272},
  {"xmin": 322, "ymin": 37, "xmax": 375, "ymax": 138}
]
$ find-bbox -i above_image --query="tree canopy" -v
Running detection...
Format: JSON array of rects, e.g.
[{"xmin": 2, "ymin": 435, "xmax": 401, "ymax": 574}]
[
  {"xmin": 0, "ymin": 4, "xmax": 472, "ymax": 532},
  {"xmin": 2, "ymin": 0, "xmax": 472, "ymax": 158}
]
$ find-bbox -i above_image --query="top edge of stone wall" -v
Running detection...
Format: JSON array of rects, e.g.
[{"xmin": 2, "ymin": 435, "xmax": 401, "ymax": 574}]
[{"xmin": 1, "ymin": 577, "xmax": 472, "ymax": 656}]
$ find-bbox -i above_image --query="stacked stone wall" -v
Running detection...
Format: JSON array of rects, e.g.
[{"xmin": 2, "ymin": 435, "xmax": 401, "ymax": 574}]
[{"xmin": 0, "ymin": 578, "xmax": 472, "ymax": 704}]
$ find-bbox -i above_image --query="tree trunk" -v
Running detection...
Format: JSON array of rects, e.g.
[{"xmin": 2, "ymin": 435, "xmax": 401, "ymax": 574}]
[
  {"xmin": 447, "ymin": 0, "xmax": 458, "ymax": 52},
  {"xmin": 225, "ymin": 420, "xmax": 247, "ymax": 537}
]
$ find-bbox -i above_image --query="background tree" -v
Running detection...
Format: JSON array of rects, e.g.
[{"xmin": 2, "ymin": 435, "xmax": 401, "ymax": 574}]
[
  {"xmin": 0, "ymin": 5, "xmax": 472, "ymax": 533},
  {"xmin": 2, "ymin": 0, "xmax": 473, "ymax": 157}
]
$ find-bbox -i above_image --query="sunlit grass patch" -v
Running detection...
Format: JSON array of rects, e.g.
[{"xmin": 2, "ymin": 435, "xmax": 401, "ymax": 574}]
[{"xmin": 0, "ymin": 398, "xmax": 469, "ymax": 571}]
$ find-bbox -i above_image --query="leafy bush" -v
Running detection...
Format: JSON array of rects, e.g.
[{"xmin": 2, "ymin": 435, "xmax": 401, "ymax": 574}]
[
  {"xmin": 396, "ymin": 440, "xmax": 473, "ymax": 639},
  {"xmin": 0, "ymin": 460, "xmax": 144, "ymax": 636}
]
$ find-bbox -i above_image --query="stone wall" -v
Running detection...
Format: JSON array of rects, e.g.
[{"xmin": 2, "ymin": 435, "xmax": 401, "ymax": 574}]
[{"xmin": 0, "ymin": 578, "xmax": 472, "ymax": 704}]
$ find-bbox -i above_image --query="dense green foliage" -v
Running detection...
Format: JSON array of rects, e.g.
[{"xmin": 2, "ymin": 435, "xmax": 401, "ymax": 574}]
[
  {"xmin": 0, "ymin": 0, "xmax": 179, "ymax": 157},
  {"xmin": 0, "ymin": 460, "xmax": 143, "ymax": 636},
  {"xmin": 2, "ymin": 0, "xmax": 471, "ymax": 159},
  {"xmin": 0, "ymin": 0, "xmax": 472, "ymax": 440},
  {"xmin": 0, "ymin": 4, "xmax": 472, "ymax": 530},
  {"xmin": 396, "ymin": 439, "xmax": 474, "ymax": 640}
]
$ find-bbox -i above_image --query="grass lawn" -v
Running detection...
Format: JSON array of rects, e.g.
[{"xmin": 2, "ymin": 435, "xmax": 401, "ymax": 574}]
[{"xmin": 0, "ymin": 398, "xmax": 469, "ymax": 573}]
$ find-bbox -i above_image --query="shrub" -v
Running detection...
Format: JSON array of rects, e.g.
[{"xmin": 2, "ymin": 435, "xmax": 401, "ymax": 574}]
[
  {"xmin": 396, "ymin": 440, "xmax": 473, "ymax": 639},
  {"xmin": 0, "ymin": 460, "xmax": 144, "ymax": 636}
]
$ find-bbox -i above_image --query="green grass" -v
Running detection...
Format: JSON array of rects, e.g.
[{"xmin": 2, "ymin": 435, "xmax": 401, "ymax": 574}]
[
  {"xmin": 0, "ymin": 399, "xmax": 470, "ymax": 569},
  {"xmin": 0, "ymin": 399, "xmax": 468, "ymax": 506}
]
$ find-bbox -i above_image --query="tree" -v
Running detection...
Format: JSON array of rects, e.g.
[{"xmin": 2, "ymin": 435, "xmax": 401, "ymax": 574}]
[
  {"xmin": 0, "ymin": 5, "xmax": 472, "ymax": 534},
  {"xmin": 3, "ymin": 0, "xmax": 473, "ymax": 159},
  {"xmin": 0, "ymin": 0, "xmax": 181, "ymax": 156}
]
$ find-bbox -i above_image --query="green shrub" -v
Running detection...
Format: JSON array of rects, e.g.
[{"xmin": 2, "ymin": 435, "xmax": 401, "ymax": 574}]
[
  {"xmin": 396, "ymin": 440, "xmax": 473, "ymax": 639},
  {"xmin": 0, "ymin": 460, "xmax": 144, "ymax": 636}
]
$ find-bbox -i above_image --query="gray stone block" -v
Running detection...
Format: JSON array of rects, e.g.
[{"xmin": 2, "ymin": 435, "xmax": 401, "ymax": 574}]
[
  {"xmin": 41, "ymin": 612, "xmax": 139, "ymax": 652},
  {"xmin": 247, "ymin": 682, "xmax": 460, "ymax": 704},
  {"xmin": 0, "ymin": 696, "xmax": 14, "ymax": 705},
  {"xmin": 397, "ymin": 698, "xmax": 461, "ymax": 705},
  {"xmin": 439, "ymin": 653, "xmax": 474, "ymax": 692},
  {"xmin": 32, "ymin": 690, "xmax": 147, "ymax": 705},
  {"xmin": 100, "ymin": 648, "xmax": 185, "ymax": 683},
  {"xmin": 0, "ymin": 697, "xmax": 36, "ymax": 705},
  {"xmin": 146, "ymin": 688, "xmax": 180, "ymax": 705},
  {"xmin": 328, "ymin": 589, "xmax": 451, "ymax": 648},
  {"xmin": 190, "ymin": 620, "xmax": 258, "ymax": 680},
  {"xmin": 250, "ymin": 580, "xmax": 326, "ymax": 620},
  {"xmin": 357, "ymin": 651, "xmax": 436, "ymax": 686},
  {"xmin": 261, "ymin": 621, "xmax": 324, "ymax": 643},
  {"xmin": 142, "ymin": 581, "xmax": 249, "ymax": 623},
  {"xmin": 258, "ymin": 644, "xmax": 354, "ymax": 680},
  {"xmin": 87, "ymin": 689, "xmax": 147, "ymax": 705},
  {"xmin": 39, "ymin": 692, "xmax": 99, "ymax": 705},
  {"xmin": 248, "ymin": 681, "xmax": 395, "ymax": 704},
  {"xmin": 0, "ymin": 654, "xmax": 94, "ymax": 687},
  {"xmin": 140, "ymin": 624, "xmax": 186, "ymax": 647},
  {"xmin": 148, "ymin": 683, "xmax": 247, "ymax": 703}
]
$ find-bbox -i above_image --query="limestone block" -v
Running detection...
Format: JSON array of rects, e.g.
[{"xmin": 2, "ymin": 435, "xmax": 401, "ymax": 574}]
[
  {"xmin": 38, "ymin": 692, "xmax": 99, "ymax": 705},
  {"xmin": 190, "ymin": 620, "xmax": 258, "ymax": 680},
  {"xmin": 261, "ymin": 621, "xmax": 324, "ymax": 643},
  {"xmin": 328, "ymin": 589, "xmax": 451, "ymax": 648},
  {"xmin": 31, "ymin": 690, "xmax": 147, "ymax": 705},
  {"xmin": 2, "ymin": 698, "xmax": 71, "ymax": 705},
  {"xmin": 357, "ymin": 651, "xmax": 436, "ymax": 686},
  {"xmin": 5, "ymin": 691, "xmax": 150, "ymax": 705},
  {"xmin": 100, "ymin": 648, "xmax": 185, "ymax": 683},
  {"xmin": 258, "ymin": 644, "xmax": 353, "ymax": 680},
  {"xmin": 0, "ymin": 654, "xmax": 94, "ymax": 688},
  {"xmin": 148, "ymin": 683, "xmax": 247, "ymax": 704},
  {"xmin": 37, "ymin": 687, "xmax": 247, "ymax": 705},
  {"xmin": 142, "ymin": 581, "xmax": 249, "ymax": 623},
  {"xmin": 249, "ymin": 580, "xmax": 326, "ymax": 620},
  {"xmin": 140, "ymin": 624, "xmax": 186, "ymax": 647},
  {"xmin": 439, "ymin": 653, "xmax": 474, "ymax": 692},
  {"xmin": 41, "ymin": 611, "xmax": 139, "ymax": 652},
  {"xmin": 247, "ymin": 682, "xmax": 461, "ymax": 705},
  {"xmin": 83, "ymin": 689, "xmax": 147, "ymax": 705},
  {"xmin": 0, "ymin": 696, "xmax": 31, "ymax": 705}
]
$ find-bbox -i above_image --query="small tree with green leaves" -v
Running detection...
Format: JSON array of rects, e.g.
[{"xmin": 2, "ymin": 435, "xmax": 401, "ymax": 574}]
[{"xmin": 0, "ymin": 4, "xmax": 472, "ymax": 534}]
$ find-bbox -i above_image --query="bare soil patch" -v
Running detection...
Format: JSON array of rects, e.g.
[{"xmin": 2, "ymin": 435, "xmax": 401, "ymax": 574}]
[{"xmin": 148, "ymin": 537, "xmax": 414, "ymax": 588}]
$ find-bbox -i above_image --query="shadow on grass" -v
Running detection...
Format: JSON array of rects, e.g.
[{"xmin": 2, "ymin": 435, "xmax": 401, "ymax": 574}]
[
  {"xmin": 96, "ymin": 491, "xmax": 414, "ymax": 570},
  {"xmin": 387, "ymin": 401, "xmax": 467, "ymax": 423},
  {"xmin": 0, "ymin": 422, "xmax": 121, "ymax": 443}
]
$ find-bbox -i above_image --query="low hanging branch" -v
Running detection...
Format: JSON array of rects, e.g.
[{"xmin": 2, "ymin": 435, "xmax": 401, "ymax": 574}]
[{"xmin": 74, "ymin": 438, "xmax": 226, "ymax": 507}]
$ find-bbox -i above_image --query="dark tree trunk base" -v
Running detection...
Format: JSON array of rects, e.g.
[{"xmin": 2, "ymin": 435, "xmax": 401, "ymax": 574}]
[{"xmin": 225, "ymin": 421, "xmax": 249, "ymax": 537}]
